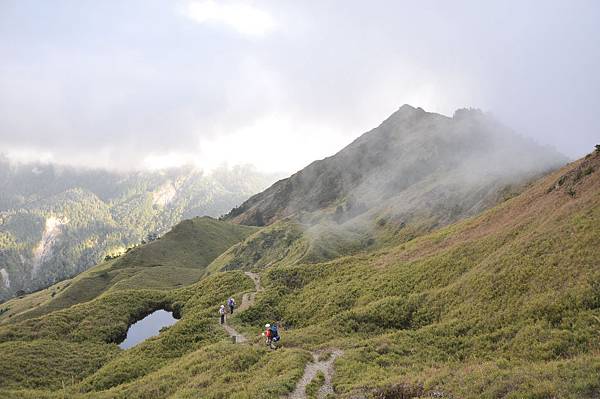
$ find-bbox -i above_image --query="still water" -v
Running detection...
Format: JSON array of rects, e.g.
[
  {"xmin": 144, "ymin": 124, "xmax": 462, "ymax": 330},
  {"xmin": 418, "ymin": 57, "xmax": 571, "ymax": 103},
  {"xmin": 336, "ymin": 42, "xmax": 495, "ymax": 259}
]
[{"xmin": 119, "ymin": 309, "xmax": 178, "ymax": 349}]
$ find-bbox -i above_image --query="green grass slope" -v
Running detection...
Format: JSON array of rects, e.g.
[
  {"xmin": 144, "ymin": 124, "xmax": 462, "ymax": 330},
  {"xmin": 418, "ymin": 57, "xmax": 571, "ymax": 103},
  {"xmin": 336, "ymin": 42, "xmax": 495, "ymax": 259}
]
[
  {"xmin": 244, "ymin": 151, "xmax": 600, "ymax": 397},
  {"xmin": 111, "ymin": 216, "xmax": 258, "ymax": 271},
  {"xmin": 205, "ymin": 220, "xmax": 309, "ymax": 274},
  {"xmin": 0, "ymin": 270, "xmax": 308, "ymax": 398},
  {"xmin": 0, "ymin": 151, "xmax": 599, "ymax": 398},
  {"xmin": 0, "ymin": 217, "xmax": 257, "ymax": 323},
  {"xmin": 206, "ymin": 210, "xmax": 432, "ymax": 275}
]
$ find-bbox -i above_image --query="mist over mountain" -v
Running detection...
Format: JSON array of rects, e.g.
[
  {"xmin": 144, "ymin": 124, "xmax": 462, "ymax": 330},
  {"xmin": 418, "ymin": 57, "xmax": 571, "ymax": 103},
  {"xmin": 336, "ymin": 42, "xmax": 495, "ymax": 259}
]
[
  {"xmin": 226, "ymin": 105, "xmax": 565, "ymax": 230},
  {"xmin": 0, "ymin": 161, "xmax": 277, "ymax": 301}
]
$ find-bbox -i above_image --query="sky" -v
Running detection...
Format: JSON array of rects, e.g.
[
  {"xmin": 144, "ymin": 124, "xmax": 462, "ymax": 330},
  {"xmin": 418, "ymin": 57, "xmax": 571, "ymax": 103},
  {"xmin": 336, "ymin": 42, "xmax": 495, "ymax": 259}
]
[{"xmin": 0, "ymin": 0, "xmax": 598, "ymax": 174}]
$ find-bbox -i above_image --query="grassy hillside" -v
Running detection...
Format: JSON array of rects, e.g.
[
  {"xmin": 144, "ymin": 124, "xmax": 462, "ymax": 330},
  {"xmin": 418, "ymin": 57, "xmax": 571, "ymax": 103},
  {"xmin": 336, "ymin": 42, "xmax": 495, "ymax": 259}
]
[
  {"xmin": 0, "ymin": 271, "xmax": 307, "ymax": 398},
  {"xmin": 205, "ymin": 220, "xmax": 309, "ymax": 274},
  {"xmin": 251, "ymin": 150, "xmax": 600, "ymax": 397},
  {"xmin": 0, "ymin": 217, "xmax": 257, "ymax": 323},
  {"xmin": 0, "ymin": 151, "xmax": 598, "ymax": 398}
]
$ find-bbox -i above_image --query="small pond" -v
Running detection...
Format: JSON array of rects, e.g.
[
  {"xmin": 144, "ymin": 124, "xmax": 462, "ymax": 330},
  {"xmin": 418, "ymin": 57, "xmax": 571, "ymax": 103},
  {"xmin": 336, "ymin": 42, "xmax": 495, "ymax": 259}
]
[{"xmin": 119, "ymin": 309, "xmax": 178, "ymax": 349}]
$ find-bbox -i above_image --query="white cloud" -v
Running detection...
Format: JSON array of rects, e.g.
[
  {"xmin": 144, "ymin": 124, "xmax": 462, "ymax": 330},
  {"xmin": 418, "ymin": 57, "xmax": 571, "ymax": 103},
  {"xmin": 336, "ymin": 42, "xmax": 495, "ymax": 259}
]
[
  {"xmin": 182, "ymin": 1, "xmax": 277, "ymax": 37},
  {"xmin": 196, "ymin": 114, "xmax": 350, "ymax": 173},
  {"xmin": 142, "ymin": 152, "xmax": 196, "ymax": 171}
]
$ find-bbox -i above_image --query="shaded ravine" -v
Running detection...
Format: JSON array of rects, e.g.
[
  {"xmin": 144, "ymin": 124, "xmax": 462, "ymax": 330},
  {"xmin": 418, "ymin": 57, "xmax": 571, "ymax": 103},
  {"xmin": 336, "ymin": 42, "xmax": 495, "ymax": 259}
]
[
  {"xmin": 222, "ymin": 271, "xmax": 262, "ymax": 343},
  {"xmin": 288, "ymin": 350, "xmax": 344, "ymax": 399}
]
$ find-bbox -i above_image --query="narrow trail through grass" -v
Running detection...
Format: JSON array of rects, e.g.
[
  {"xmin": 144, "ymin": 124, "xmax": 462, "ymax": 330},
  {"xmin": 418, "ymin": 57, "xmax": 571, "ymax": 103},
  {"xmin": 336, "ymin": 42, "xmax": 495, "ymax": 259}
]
[
  {"xmin": 222, "ymin": 271, "xmax": 262, "ymax": 343},
  {"xmin": 239, "ymin": 271, "xmax": 262, "ymax": 311},
  {"xmin": 221, "ymin": 271, "xmax": 343, "ymax": 398}
]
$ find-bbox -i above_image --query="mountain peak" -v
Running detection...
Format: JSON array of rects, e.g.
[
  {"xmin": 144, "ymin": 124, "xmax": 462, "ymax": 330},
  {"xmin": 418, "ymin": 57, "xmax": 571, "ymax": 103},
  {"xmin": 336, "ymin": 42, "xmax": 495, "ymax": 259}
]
[
  {"xmin": 398, "ymin": 103, "xmax": 417, "ymax": 111},
  {"xmin": 395, "ymin": 103, "xmax": 425, "ymax": 116},
  {"xmin": 379, "ymin": 104, "xmax": 427, "ymax": 126},
  {"xmin": 225, "ymin": 105, "xmax": 565, "ymax": 226}
]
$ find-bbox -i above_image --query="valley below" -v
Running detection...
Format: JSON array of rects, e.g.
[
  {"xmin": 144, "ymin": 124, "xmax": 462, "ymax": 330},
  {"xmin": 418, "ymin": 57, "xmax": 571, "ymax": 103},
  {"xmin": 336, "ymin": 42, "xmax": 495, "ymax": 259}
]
[{"xmin": 0, "ymin": 162, "xmax": 277, "ymax": 302}]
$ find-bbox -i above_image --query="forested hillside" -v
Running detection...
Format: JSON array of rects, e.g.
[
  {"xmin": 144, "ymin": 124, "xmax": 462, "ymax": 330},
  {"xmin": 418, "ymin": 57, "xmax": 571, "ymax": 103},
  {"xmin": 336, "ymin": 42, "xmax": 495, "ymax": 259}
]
[
  {"xmin": 0, "ymin": 160, "xmax": 276, "ymax": 301},
  {"xmin": 0, "ymin": 217, "xmax": 257, "ymax": 323}
]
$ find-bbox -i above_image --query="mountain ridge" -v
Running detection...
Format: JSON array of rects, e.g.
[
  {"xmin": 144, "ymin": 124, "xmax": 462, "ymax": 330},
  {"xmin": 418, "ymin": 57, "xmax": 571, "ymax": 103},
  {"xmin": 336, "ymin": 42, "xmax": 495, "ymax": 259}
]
[{"xmin": 225, "ymin": 105, "xmax": 565, "ymax": 229}]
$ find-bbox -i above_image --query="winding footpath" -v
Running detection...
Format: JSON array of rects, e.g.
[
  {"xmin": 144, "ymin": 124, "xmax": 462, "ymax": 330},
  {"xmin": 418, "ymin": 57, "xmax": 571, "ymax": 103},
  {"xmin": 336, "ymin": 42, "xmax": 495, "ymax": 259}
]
[
  {"xmin": 222, "ymin": 271, "xmax": 262, "ymax": 343},
  {"xmin": 240, "ymin": 271, "xmax": 263, "ymax": 311},
  {"xmin": 221, "ymin": 271, "xmax": 342, "ymax": 398}
]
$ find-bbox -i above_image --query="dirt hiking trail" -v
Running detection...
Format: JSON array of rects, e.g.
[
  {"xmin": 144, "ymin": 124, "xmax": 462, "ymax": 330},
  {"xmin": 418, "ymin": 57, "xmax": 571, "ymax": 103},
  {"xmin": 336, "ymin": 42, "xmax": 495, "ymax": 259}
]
[
  {"xmin": 222, "ymin": 271, "xmax": 262, "ymax": 343},
  {"xmin": 288, "ymin": 349, "xmax": 344, "ymax": 399},
  {"xmin": 239, "ymin": 271, "xmax": 262, "ymax": 311},
  {"xmin": 220, "ymin": 271, "xmax": 343, "ymax": 397}
]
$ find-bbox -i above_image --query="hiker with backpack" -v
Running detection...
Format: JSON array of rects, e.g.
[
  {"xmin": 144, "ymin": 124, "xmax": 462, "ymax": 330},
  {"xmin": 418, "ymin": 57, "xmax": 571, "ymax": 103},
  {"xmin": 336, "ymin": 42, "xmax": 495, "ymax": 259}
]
[
  {"xmin": 227, "ymin": 297, "xmax": 236, "ymax": 314},
  {"xmin": 270, "ymin": 323, "xmax": 280, "ymax": 344},
  {"xmin": 263, "ymin": 323, "xmax": 272, "ymax": 344},
  {"xmin": 219, "ymin": 305, "xmax": 226, "ymax": 324},
  {"xmin": 262, "ymin": 322, "xmax": 280, "ymax": 349}
]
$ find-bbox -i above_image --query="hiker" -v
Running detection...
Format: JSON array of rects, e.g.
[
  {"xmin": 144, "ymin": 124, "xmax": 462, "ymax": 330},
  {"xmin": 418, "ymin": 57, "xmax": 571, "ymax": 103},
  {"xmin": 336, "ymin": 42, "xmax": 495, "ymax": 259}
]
[
  {"xmin": 219, "ymin": 305, "xmax": 225, "ymax": 324},
  {"xmin": 263, "ymin": 322, "xmax": 280, "ymax": 349},
  {"xmin": 228, "ymin": 297, "xmax": 236, "ymax": 314},
  {"xmin": 263, "ymin": 323, "xmax": 272, "ymax": 345},
  {"xmin": 270, "ymin": 322, "xmax": 280, "ymax": 345}
]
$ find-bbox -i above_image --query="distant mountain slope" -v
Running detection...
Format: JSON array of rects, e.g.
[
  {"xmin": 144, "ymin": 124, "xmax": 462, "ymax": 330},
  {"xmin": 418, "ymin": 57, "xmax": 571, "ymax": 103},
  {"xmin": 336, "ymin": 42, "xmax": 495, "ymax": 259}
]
[
  {"xmin": 0, "ymin": 217, "xmax": 257, "ymax": 323},
  {"xmin": 0, "ymin": 161, "xmax": 276, "ymax": 302},
  {"xmin": 226, "ymin": 105, "xmax": 565, "ymax": 229},
  {"xmin": 0, "ymin": 149, "xmax": 598, "ymax": 398}
]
